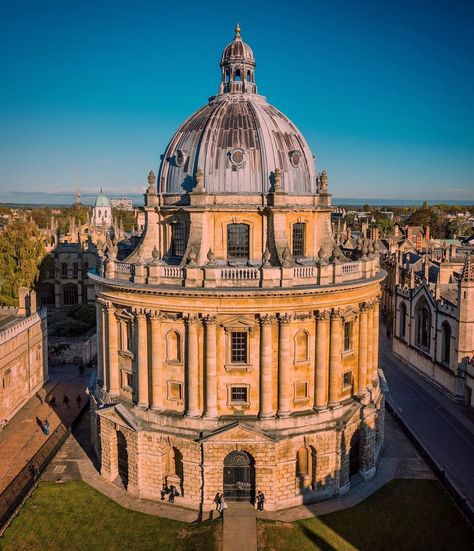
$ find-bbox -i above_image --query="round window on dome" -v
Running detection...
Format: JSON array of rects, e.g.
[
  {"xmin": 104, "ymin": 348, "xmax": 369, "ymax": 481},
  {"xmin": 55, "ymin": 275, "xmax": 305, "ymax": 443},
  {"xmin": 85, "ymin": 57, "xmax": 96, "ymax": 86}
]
[
  {"xmin": 289, "ymin": 150, "xmax": 301, "ymax": 168},
  {"xmin": 230, "ymin": 148, "xmax": 245, "ymax": 166},
  {"xmin": 175, "ymin": 150, "xmax": 186, "ymax": 167}
]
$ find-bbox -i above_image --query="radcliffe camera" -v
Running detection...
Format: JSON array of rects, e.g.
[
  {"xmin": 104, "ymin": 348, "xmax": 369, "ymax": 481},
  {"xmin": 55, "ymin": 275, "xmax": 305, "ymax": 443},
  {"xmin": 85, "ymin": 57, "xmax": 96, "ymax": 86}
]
[{"xmin": 0, "ymin": 3, "xmax": 473, "ymax": 551}]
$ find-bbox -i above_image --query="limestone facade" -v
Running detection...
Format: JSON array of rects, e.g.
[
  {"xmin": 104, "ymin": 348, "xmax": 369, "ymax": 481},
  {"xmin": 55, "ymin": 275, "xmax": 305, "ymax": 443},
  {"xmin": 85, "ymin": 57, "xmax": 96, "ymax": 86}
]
[{"xmin": 90, "ymin": 27, "xmax": 386, "ymax": 511}]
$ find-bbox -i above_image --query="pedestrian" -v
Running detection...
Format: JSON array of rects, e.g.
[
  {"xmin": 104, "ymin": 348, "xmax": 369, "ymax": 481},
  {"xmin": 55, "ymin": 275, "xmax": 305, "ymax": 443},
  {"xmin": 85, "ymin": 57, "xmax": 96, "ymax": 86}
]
[
  {"xmin": 160, "ymin": 483, "xmax": 169, "ymax": 500},
  {"xmin": 168, "ymin": 484, "xmax": 176, "ymax": 504},
  {"xmin": 76, "ymin": 394, "xmax": 82, "ymax": 408},
  {"xmin": 257, "ymin": 490, "xmax": 265, "ymax": 511},
  {"xmin": 49, "ymin": 395, "xmax": 56, "ymax": 407},
  {"xmin": 213, "ymin": 492, "xmax": 221, "ymax": 511},
  {"xmin": 218, "ymin": 495, "xmax": 227, "ymax": 515},
  {"xmin": 33, "ymin": 465, "xmax": 40, "ymax": 481},
  {"xmin": 43, "ymin": 419, "xmax": 50, "ymax": 435},
  {"xmin": 63, "ymin": 394, "xmax": 69, "ymax": 408},
  {"xmin": 79, "ymin": 363, "xmax": 85, "ymax": 376}
]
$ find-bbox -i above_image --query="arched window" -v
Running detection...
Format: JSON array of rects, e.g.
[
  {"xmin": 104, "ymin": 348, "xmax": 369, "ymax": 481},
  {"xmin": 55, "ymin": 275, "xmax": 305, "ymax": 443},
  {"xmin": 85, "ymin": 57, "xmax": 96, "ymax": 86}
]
[
  {"xmin": 171, "ymin": 221, "xmax": 186, "ymax": 258},
  {"xmin": 166, "ymin": 330, "xmax": 182, "ymax": 363},
  {"xmin": 246, "ymin": 70, "xmax": 251, "ymax": 82},
  {"xmin": 227, "ymin": 223, "xmax": 250, "ymax": 260},
  {"xmin": 61, "ymin": 262, "xmax": 68, "ymax": 278},
  {"xmin": 234, "ymin": 69, "xmax": 241, "ymax": 81},
  {"xmin": 294, "ymin": 330, "xmax": 309, "ymax": 363},
  {"xmin": 415, "ymin": 300, "xmax": 431, "ymax": 350},
  {"xmin": 225, "ymin": 70, "xmax": 230, "ymax": 83},
  {"xmin": 292, "ymin": 223, "xmax": 306, "ymax": 257},
  {"xmin": 296, "ymin": 446, "xmax": 315, "ymax": 491},
  {"xmin": 441, "ymin": 321, "xmax": 451, "ymax": 365},
  {"xmin": 399, "ymin": 302, "xmax": 407, "ymax": 338}
]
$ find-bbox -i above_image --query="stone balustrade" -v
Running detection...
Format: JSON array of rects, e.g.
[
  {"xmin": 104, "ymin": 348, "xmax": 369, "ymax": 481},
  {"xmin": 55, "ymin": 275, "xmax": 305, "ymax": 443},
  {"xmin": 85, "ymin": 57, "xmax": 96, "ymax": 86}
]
[{"xmin": 100, "ymin": 256, "xmax": 380, "ymax": 289}]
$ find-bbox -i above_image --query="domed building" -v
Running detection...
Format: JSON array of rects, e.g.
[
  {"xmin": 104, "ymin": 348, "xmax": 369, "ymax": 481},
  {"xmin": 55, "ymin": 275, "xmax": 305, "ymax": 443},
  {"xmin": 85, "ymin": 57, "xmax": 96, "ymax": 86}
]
[
  {"xmin": 90, "ymin": 26, "xmax": 386, "ymax": 511},
  {"xmin": 92, "ymin": 189, "xmax": 112, "ymax": 228}
]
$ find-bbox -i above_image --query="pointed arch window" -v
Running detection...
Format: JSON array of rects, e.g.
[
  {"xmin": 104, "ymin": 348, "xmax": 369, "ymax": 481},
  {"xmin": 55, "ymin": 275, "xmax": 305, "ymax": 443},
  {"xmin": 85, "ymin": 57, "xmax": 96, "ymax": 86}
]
[
  {"xmin": 441, "ymin": 321, "xmax": 451, "ymax": 365},
  {"xmin": 415, "ymin": 300, "xmax": 431, "ymax": 351}
]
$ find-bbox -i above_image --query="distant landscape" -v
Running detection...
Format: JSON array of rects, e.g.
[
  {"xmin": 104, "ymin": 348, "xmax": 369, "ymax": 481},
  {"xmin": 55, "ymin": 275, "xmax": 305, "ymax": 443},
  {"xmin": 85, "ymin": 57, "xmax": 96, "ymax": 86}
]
[{"xmin": 0, "ymin": 191, "xmax": 473, "ymax": 208}]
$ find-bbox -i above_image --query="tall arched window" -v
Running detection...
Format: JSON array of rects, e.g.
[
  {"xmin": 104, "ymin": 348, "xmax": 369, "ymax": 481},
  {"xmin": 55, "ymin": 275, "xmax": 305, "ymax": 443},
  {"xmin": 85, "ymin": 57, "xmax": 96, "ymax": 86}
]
[
  {"xmin": 227, "ymin": 223, "xmax": 250, "ymax": 260},
  {"xmin": 166, "ymin": 330, "xmax": 182, "ymax": 363},
  {"xmin": 415, "ymin": 300, "xmax": 431, "ymax": 350},
  {"xmin": 171, "ymin": 221, "xmax": 186, "ymax": 258},
  {"xmin": 294, "ymin": 330, "xmax": 309, "ymax": 363},
  {"xmin": 234, "ymin": 69, "xmax": 241, "ymax": 81},
  {"xmin": 441, "ymin": 321, "xmax": 451, "ymax": 365},
  {"xmin": 399, "ymin": 302, "xmax": 407, "ymax": 338},
  {"xmin": 292, "ymin": 223, "xmax": 306, "ymax": 257},
  {"xmin": 61, "ymin": 262, "xmax": 68, "ymax": 278}
]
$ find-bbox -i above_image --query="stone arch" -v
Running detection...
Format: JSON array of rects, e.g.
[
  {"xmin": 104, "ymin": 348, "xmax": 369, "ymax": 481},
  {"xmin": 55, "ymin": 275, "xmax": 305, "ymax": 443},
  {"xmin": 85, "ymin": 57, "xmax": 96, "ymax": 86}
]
[
  {"xmin": 164, "ymin": 446, "xmax": 184, "ymax": 495},
  {"xmin": 223, "ymin": 450, "xmax": 255, "ymax": 502},
  {"xmin": 414, "ymin": 298, "xmax": 431, "ymax": 350},
  {"xmin": 166, "ymin": 330, "xmax": 182, "ymax": 363},
  {"xmin": 349, "ymin": 429, "xmax": 360, "ymax": 478},
  {"xmin": 441, "ymin": 321, "xmax": 451, "ymax": 365},
  {"xmin": 295, "ymin": 445, "xmax": 316, "ymax": 491},
  {"xmin": 294, "ymin": 329, "xmax": 310, "ymax": 363}
]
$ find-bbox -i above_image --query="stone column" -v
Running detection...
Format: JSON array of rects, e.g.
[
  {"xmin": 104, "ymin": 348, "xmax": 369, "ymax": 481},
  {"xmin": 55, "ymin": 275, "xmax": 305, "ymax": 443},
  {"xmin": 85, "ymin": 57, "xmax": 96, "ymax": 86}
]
[
  {"xmin": 96, "ymin": 300, "xmax": 104, "ymax": 385},
  {"xmin": 277, "ymin": 313, "xmax": 292, "ymax": 417},
  {"xmin": 150, "ymin": 312, "xmax": 163, "ymax": 411},
  {"xmin": 203, "ymin": 315, "xmax": 218, "ymax": 419},
  {"xmin": 328, "ymin": 309, "xmax": 342, "ymax": 407},
  {"xmin": 136, "ymin": 310, "xmax": 149, "ymax": 408},
  {"xmin": 367, "ymin": 305, "xmax": 374, "ymax": 390},
  {"xmin": 372, "ymin": 298, "xmax": 380, "ymax": 385},
  {"xmin": 106, "ymin": 303, "xmax": 119, "ymax": 395},
  {"xmin": 357, "ymin": 303, "xmax": 369, "ymax": 396},
  {"xmin": 314, "ymin": 310, "xmax": 329, "ymax": 410},
  {"xmin": 186, "ymin": 315, "xmax": 201, "ymax": 417},
  {"xmin": 259, "ymin": 314, "xmax": 275, "ymax": 418}
]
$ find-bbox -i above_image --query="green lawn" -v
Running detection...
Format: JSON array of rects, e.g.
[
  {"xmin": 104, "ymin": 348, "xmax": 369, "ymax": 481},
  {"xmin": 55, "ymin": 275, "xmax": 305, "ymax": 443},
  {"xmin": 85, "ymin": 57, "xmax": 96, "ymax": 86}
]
[
  {"xmin": 1, "ymin": 481, "xmax": 221, "ymax": 551},
  {"xmin": 258, "ymin": 480, "xmax": 474, "ymax": 551}
]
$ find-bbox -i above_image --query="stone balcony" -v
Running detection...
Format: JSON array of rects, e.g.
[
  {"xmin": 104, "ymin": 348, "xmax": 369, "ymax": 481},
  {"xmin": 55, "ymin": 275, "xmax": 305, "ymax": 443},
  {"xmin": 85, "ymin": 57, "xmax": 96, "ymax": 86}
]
[{"xmin": 94, "ymin": 256, "xmax": 381, "ymax": 290}]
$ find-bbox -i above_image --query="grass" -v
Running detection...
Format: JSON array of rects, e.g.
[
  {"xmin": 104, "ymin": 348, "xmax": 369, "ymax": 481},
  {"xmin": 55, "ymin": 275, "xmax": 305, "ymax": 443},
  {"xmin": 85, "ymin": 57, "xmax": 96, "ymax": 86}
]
[
  {"xmin": 1, "ymin": 481, "xmax": 221, "ymax": 551},
  {"xmin": 258, "ymin": 480, "xmax": 474, "ymax": 551}
]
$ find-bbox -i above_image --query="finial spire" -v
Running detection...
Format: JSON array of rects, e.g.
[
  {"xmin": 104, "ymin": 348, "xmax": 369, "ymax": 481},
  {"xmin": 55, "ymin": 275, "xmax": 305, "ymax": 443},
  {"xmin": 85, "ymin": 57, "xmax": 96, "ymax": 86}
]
[{"xmin": 235, "ymin": 23, "xmax": 241, "ymax": 37}]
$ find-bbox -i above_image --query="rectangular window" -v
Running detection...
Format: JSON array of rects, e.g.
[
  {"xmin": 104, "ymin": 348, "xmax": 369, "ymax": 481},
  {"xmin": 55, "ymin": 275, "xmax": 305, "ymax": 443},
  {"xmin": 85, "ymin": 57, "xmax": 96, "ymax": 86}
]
[
  {"xmin": 230, "ymin": 386, "xmax": 248, "ymax": 404},
  {"xmin": 231, "ymin": 331, "xmax": 247, "ymax": 363},
  {"xmin": 292, "ymin": 223, "xmax": 305, "ymax": 257},
  {"xmin": 122, "ymin": 371, "xmax": 133, "ymax": 390},
  {"xmin": 343, "ymin": 321, "xmax": 353, "ymax": 352},
  {"xmin": 3, "ymin": 368, "xmax": 12, "ymax": 389},
  {"xmin": 294, "ymin": 381, "xmax": 309, "ymax": 401},
  {"xmin": 167, "ymin": 381, "xmax": 183, "ymax": 401},
  {"xmin": 227, "ymin": 224, "xmax": 250, "ymax": 259},
  {"xmin": 171, "ymin": 222, "xmax": 186, "ymax": 257},
  {"xmin": 343, "ymin": 371, "xmax": 352, "ymax": 389}
]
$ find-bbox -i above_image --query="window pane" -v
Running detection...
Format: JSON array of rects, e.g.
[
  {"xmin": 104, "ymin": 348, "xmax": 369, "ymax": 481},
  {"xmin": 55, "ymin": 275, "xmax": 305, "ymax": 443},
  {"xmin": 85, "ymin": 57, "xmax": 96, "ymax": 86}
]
[
  {"xmin": 231, "ymin": 386, "xmax": 248, "ymax": 403},
  {"xmin": 171, "ymin": 222, "xmax": 186, "ymax": 257},
  {"xmin": 344, "ymin": 321, "xmax": 352, "ymax": 351},
  {"xmin": 292, "ymin": 223, "xmax": 305, "ymax": 257},
  {"xmin": 227, "ymin": 224, "xmax": 249, "ymax": 259}
]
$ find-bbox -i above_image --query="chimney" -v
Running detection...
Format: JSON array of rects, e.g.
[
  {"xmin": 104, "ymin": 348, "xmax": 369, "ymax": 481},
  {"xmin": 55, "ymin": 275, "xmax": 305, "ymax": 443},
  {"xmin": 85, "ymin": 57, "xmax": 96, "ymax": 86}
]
[{"xmin": 18, "ymin": 287, "xmax": 28, "ymax": 316}]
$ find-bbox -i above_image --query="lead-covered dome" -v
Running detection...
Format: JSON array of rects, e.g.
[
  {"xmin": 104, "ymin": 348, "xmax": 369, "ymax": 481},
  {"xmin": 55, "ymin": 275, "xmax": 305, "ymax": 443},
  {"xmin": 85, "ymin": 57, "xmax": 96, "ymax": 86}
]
[{"xmin": 158, "ymin": 26, "xmax": 317, "ymax": 196}]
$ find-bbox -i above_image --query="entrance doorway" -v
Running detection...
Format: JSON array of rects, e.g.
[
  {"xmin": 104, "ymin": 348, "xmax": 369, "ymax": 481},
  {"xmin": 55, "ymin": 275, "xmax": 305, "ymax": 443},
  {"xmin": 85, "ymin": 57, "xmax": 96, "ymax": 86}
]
[
  {"xmin": 223, "ymin": 451, "xmax": 255, "ymax": 502},
  {"xmin": 349, "ymin": 430, "xmax": 360, "ymax": 478},
  {"xmin": 117, "ymin": 431, "xmax": 129, "ymax": 489}
]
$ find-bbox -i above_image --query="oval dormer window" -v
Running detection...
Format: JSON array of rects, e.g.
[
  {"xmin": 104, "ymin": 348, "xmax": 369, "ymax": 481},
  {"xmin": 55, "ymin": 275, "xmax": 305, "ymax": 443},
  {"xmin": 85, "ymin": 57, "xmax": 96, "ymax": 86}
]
[
  {"xmin": 230, "ymin": 148, "xmax": 245, "ymax": 166},
  {"xmin": 175, "ymin": 150, "xmax": 186, "ymax": 167},
  {"xmin": 289, "ymin": 150, "xmax": 301, "ymax": 167}
]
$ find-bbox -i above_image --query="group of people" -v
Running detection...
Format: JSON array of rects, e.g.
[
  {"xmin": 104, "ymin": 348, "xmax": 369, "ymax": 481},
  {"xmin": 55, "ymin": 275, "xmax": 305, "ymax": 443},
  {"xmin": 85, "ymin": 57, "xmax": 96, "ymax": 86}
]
[
  {"xmin": 48, "ymin": 394, "xmax": 82, "ymax": 409},
  {"xmin": 212, "ymin": 490, "xmax": 265, "ymax": 514},
  {"xmin": 160, "ymin": 483, "xmax": 180, "ymax": 504}
]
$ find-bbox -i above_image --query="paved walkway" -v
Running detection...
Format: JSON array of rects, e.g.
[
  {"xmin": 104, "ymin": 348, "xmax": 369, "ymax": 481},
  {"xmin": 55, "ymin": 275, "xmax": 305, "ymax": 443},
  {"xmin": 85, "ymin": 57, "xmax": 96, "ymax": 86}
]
[
  {"xmin": 0, "ymin": 364, "xmax": 91, "ymax": 494},
  {"xmin": 379, "ymin": 325, "xmax": 474, "ymax": 512},
  {"xmin": 223, "ymin": 502, "xmax": 257, "ymax": 551}
]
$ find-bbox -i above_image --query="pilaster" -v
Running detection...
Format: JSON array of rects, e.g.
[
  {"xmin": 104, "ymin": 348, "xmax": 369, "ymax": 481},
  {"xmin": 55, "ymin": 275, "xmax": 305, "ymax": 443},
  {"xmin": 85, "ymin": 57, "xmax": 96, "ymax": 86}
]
[
  {"xmin": 314, "ymin": 310, "xmax": 330, "ymax": 410},
  {"xmin": 328, "ymin": 309, "xmax": 342, "ymax": 407},
  {"xmin": 203, "ymin": 315, "xmax": 218, "ymax": 419},
  {"xmin": 259, "ymin": 314, "xmax": 275, "ymax": 418},
  {"xmin": 277, "ymin": 313, "xmax": 292, "ymax": 417}
]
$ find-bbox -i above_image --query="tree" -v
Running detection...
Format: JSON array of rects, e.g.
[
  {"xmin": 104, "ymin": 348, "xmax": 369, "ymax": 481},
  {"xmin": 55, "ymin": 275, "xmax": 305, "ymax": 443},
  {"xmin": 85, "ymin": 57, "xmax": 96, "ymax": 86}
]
[{"xmin": 0, "ymin": 219, "xmax": 46, "ymax": 305}]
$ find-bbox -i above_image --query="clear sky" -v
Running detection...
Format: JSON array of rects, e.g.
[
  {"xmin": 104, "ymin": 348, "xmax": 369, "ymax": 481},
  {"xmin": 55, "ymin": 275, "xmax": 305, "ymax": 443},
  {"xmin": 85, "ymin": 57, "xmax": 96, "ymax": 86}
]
[{"xmin": 0, "ymin": 0, "xmax": 473, "ymax": 202}]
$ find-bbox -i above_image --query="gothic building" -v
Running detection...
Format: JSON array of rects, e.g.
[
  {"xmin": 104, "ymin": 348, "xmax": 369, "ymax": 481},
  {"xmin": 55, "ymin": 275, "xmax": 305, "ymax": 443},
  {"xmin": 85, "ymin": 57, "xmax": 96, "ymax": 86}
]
[{"xmin": 90, "ymin": 27, "xmax": 386, "ymax": 511}]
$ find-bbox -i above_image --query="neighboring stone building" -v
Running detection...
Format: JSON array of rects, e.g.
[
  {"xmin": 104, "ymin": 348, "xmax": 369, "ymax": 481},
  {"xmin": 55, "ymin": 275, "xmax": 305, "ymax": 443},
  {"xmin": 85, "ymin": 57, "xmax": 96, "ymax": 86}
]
[
  {"xmin": 90, "ymin": 27, "xmax": 386, "ymax": 512},
  {"xmin": 0, "ymin": 289, "xmax": 48, "ymax": 422},
  {"xmin": 393, "ymin": 253, "xmax": 474, "ymax": 406}
]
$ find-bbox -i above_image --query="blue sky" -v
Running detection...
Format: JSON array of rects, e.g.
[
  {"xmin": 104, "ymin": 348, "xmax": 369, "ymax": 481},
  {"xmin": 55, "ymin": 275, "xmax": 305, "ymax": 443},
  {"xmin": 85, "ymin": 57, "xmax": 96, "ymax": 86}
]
[{"xmin": 0, "ymin": 0, "xmax": 473, "ymax": 202}]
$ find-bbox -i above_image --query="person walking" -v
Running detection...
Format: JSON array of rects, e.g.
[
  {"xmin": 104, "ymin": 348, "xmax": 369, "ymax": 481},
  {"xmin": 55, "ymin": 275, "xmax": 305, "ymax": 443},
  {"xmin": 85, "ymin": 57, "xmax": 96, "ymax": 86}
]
[
  {"xmin": 49, "ymin": 395, "xmax": 56, "ymax": 407},
  {"xmin": 43, "ymin": 419, "xmax": 50, "ymax": 436},
  {"xmin": 218, "ymin": 495, "xmax": 227, "ymax": 516},
  {"xmin": 63, "ymin": 394, "xmax": 69, "ymax": 408},
  {"xmin": 76, "ymin": 394, "xmax": 82, "ymax": 408},
  {"xmin": 256, "ymin": 490, "xmax": 265, "ymax": 511},
  {"xmin": 160, "ymin": 483, "xmax": 169, "ymax": 500},
  {"xmin": 168, "ymin": 485, "xmax": 178, "ymax": 504}
]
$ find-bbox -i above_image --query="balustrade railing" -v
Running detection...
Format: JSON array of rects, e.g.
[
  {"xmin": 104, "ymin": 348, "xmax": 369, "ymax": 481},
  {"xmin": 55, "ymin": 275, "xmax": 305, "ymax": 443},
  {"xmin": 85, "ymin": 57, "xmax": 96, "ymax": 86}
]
[
  {"xmin": 294, "ymin": 266, "xmax": 315, "ymax": 279},
  {"xmin": 221, "ymin": 267, "xmax": 259, "ymax": 280}
]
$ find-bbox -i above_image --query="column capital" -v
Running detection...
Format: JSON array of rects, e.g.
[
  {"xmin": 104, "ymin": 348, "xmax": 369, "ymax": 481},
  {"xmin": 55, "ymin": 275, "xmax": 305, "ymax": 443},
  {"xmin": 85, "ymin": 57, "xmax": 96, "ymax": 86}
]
[
  {"xmin": 184, "ymin": 313, "xmax": 201, "ymax": 325},
  {"xmin": 330, "ymin": 308, "xmax": 342, "ymax": 320},
  {"xmin": 278, "ymin": 313, "xmax": 293, "ymax": 325},
  {"xmin": 315, "ymin": 309, "xmax": 330, "ymax": 321},
  {"xmin": 132, "ymin": 308, "xmax": 147, "ymax": 319},
  {"xmin": 202, "ymin": 314, "xmax": 218, "ymax": 325},
  {"xmin": 148, "ymin": 310, "xmax": 162, "ymax": 321},
  {"xmin": 359, "ymin": 302, "xmax": 370, "ymax": 313},
  {"xmin": 98, "ymin": 298, "xmax": 112, "ymax": 310},
  {"xmin": 259, "ymin": 314, "xmax": 276, "ymax": 325}
]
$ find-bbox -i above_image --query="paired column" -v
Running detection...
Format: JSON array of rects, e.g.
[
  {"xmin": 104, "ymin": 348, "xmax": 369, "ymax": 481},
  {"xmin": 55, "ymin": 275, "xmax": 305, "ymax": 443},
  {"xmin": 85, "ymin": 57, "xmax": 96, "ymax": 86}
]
[
  {"xmin": 203, "ymin": 315, "xmax": 218, "ymax": 419},
  {"xmin": 259, "ymin": 314, "xmax": 275, "ymax": 418},
  {"xmin": 357, "ymin": 303, "xmax": 369, "ymax": 396},
  {"xmin": 96, "ymin": 300, "xmax": 104, "ymax": 385},
  {"xmin": 106, "ymin": 302, "xmax": 119, "ymax": 395},
  {"xmin": 314, "ymin": 310, "xmax": 329, "ymax": 410},
  {"xmin": 328, "ymin": 309, "xmax": 342, "ymax": 407},
  {"xmin": 371, "ymin": 298, "xmax": 380, "ymax": 385},
  {"xmin": 150, "ymin": 312, "xmax": 163, "ymax": 411},
  {"xmin": 367, "ymin": 306, "xmax": 374, "ymax": 390},
  {"xmin": 186, "ymin": 315, "xmax": 201, "ymax": 417},
  {"xmin": 136, "ymin": 310, "xmax": 149, "ymax": 408},
  {"xmin": 277, "ymin": 314, "xmax": 292, "ymax": 417}
]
